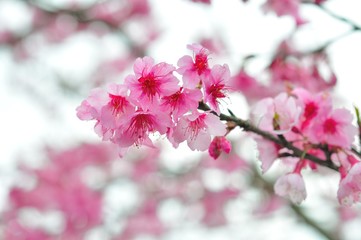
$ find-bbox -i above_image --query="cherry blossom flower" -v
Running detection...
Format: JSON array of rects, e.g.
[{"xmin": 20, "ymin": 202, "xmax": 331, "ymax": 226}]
[
  {"xmin": 203, "ymin": 64, "xmax": 231, "ymax": 114},
  {"xmin": 208, "ymin": 136, "xmax": 231, "ymax": 160},
  {"xmin": 306, "ymin": 108, "xmax": 357, "ymax": 148},
  {"xmin": 160, "ymin": 87, "xmax": 202, "ymax": 120},
  {"xmin": 171, "ymin": 111, "xmax": 227, "ymax": 151},
  {"xmin": 114, "ymin": 107, "xmax": 173, "ymax": 148},
  {"xmin": 76, "ymin": 88, "xmax": 108, "ymax": 121},
  {"xmin": 76, "ymin": 84, "xmax": 134, "ymax": 140},
  {"xmin": 337, "ymin": 163, "xmax": 361, "ymax": 207},
  {"xmin": 254, "ymin": 136, "xmax": 279, "ymax": 173},
  {"xmin": 251, "ymin": 92, "xmax": 302, "ymax": 134},
  {"xmin": 292, "ymin": 88, "xmax": 332, "ymax": 131},
  {"xmin": 177, "ymin": 43, "xmax": 211, "ymax": 88},
  {"xmin": 125, "ymin": 56, "xmax": 179, "ymax": 110},
  {"xmin": 274, "ymin": 173, "xmax": 307, "ymax": 204},
  {"xmin": 100, "ymin": 83, "xmax": 134, "ymax": 129}
]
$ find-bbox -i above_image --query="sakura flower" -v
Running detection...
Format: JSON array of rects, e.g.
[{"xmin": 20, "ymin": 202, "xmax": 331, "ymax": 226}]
[
  {"xmin": 100, "ymin": 83, "xmax": 133, "ymax": 129},
  {"xmin": 203, "ymin": 64, "xmax": 231, "ymax": 114},
  {"xmin": 76, "ymin": 83, "xmax": 134, "ymax": 140},
  {"xmin": 337, "ymin": 163, "xmax": 361, "ymax": 207},
  {"xmin": 251, "ymin": 92, "xmax": 302, "ymax": 134},
  {"xmin": 292, "ymin": 88, "xmax": 332, "ymax": 131},
  {"xmin": 306, "ymin": 108, "xmax": 357, "ymax": 148},
  {"xmin": 208, "ymin": 136, "xmax": 231, "ymax": 160},
  {"xmin": 114, "ymin": 107, "xmax": 173, "ymax": 148},
  {"xmin": 274, "ymin": 173, "xmax": 307, "ymax": 204},
  {"xmin": 254, "ymin": 136, "xmax": 279, "ymax": 173},
  {"xmin": 125, "ymin": 56, "xmax": 179, "ymax": 110},
  {"xmin": 160, "ymin": 87, "xmax": 202, "ymax": 120},
  {"xmin": 177, "ymin": 43, "xmax": 211, "ymax": 88},
  {"xmin": 171, "ymin": 111, "xmax": 227, "ymax": 151},
  {"xmin": 76, "ymin": 87, "xmax": 108, "ymax": 121}
]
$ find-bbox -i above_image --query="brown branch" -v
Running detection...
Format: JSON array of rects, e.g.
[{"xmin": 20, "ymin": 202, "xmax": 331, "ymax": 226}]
[{"xmin": 198, "ymin": 102, "xmax": 339, "ymax": 171}]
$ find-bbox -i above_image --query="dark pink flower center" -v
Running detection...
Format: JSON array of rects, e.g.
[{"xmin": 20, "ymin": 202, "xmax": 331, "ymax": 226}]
[
  {"xmin": 194, "ymin": 53, "xmax": 208, "ymax": 75},
  {"xmin": 304, "ymin": 102, "xmax": 318, "ymax": 120},
  {"xmin": 208, "ymin": 83, "xmax": 226, "ymax": 99},
  {"xmin": 128, "ymin": 113, "xmax": 155, "ymax": 143},
  {"xmin": 323, "ymin": 118, "xmax": 337, "ymax": 134},
  {"xmin": 138, "ymin": 73, "xmax": 159, "ymax": 98},
  {"xmin": 163, "ymin": 89, "xmax": 183, "ymax": 110},
  {"xmin": 188, "ymin": 114, "xmax": 207, "ymax": 139},
  {"xmin": 109, "ymin": 94, "xmax": 128, "ymax": 115}
]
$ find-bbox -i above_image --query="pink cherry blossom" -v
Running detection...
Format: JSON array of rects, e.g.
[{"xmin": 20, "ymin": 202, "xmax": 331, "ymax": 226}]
[
  {"xmin": 251, "ymin": 92, "xmax": 302, "ymax": 134},
  {"xmin": 100, "ymin": 83, "xmax": 134, "ymax": 129},
  {"xmin": 203, "ymin": 64, "xmax": 231, "ymax": 114},
  {"xmin": 177, "ymin": 43, "xmax": 211, "ymax": 88},
  {"xmin": 254, "ymin": 136, "xmax": 280, "ymax": 173},
  {"xmin": 337, "ymin": 162, "xmax": 361, "ymax": 206},
  {"xmin": 208, "ymin": 136, "xmax": 232, "ymax": 160},
  {"xmin": 125, "ymin": 56, "xmax": 179, "ymax": 110},
  {"xmin": 76, "ymin": 84, "xmax": 134, "ymax": 140},
  {"xmin": 274, "ymin": 173, "xmax": 307, "ymax": 204},
  {"xmin": 292, "ymin": 88, "xmax": 332, "ymax": 131},
  {"xmin": 171, "ymin": 111, "xmax": 227, "ymax": 151},
  {"xmin": 114, "ymin": 107, "xmax": 173, "ymax": 148},
  {"xmin": 76, "ymin": 88, "xmax": 108, "ymax": 121},
  {"xmin": 160, "ymin": 87, "xmax": 202, "ymax": 120},
  {"xmin": 306, "ymin": 108, "xmax": 357, "ymax": 148}
]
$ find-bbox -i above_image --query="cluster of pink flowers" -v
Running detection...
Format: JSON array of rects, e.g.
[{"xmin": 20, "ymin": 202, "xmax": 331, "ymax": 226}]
[
  {"xmin": 4, "ymin": 142, "xmax": 247, "ymax": 240},
  {"xmin": 4, "ymin": 143, "xmax": 116, "ymax": 240},
  {"xmin": 251, "ymin": 87, "xmax": 359, "ymax": 205},
  {"xmin": 77, "ymin": 44, "xmax": 231, "ymax": 158},
  {"xmin": 230, "ymin": 41, "xmax": 337, "ymax": 103}
]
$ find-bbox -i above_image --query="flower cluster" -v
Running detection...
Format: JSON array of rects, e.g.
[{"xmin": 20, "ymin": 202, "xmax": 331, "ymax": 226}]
[
  {"xmin": 4, "ymin": 143, "xmax": 116, "ymax": 240},
  {"xmin": 252, "ymin": 88, "xmax": 359, "ymax": 205},
  {"xmin": 77, "ymin": 44, "xmax": 231, "ymax": 158}
]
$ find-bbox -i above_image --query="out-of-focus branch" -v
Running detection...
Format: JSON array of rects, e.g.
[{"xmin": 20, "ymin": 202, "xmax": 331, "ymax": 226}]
[
  {"xmin": 251, "ymin": 167, "xmax": 338, "ymax": 240},
  {"xmin": 198, "ymin": 102, "xmax": 339, "ymax": 171},
  {"xmin": 312, "ymin": 4, "xmax": 361, "ymax": 31},
  {"xmin": 5, "ymin": 0, "xmax": 147, "ymax": 57},
  {"xmin": 290, "ymin": 204, "xmax": 338, "ymax": 240}
]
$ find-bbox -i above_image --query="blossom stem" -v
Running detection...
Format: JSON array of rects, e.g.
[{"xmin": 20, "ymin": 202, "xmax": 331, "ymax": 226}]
[{"xmin": 198, "ymin": 102, "xmax": 339, "ymax": 171}]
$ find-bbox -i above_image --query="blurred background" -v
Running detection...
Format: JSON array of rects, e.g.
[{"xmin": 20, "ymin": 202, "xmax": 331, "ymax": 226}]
[{"xmin": 1, "ymin": 0, "xmax": 361, "ymax": 239}]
